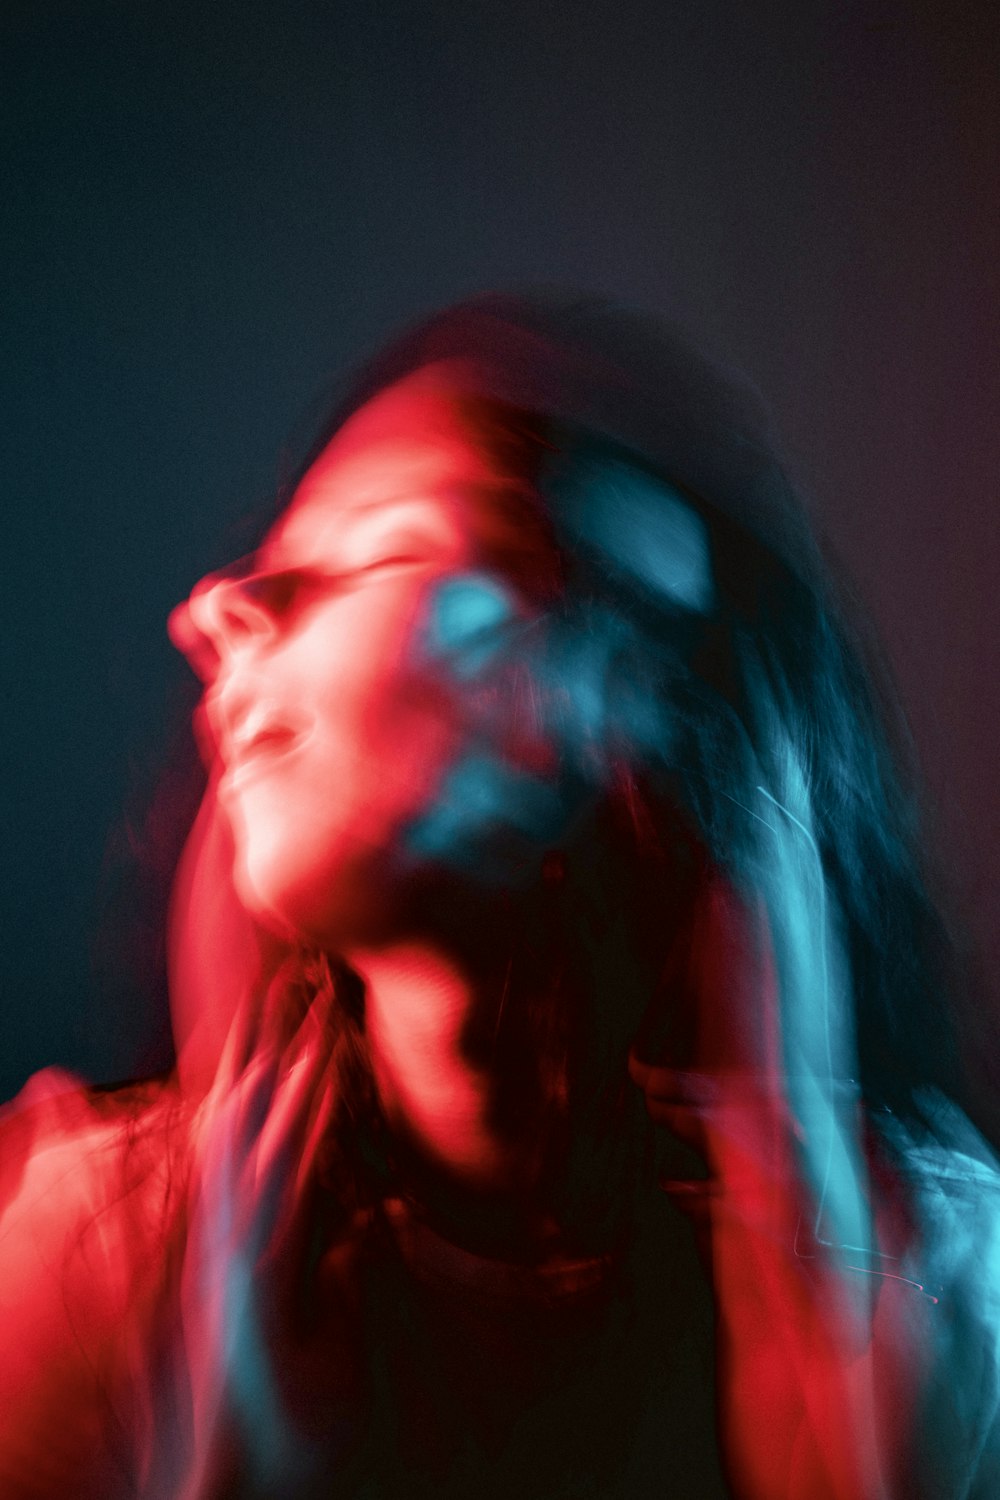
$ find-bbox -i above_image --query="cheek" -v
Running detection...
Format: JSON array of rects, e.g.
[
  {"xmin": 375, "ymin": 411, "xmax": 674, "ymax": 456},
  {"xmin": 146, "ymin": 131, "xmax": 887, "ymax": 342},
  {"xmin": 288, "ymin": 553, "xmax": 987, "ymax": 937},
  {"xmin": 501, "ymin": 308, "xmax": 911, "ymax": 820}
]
[
  {"xmin": 315, "ymin": 600, "xmax": 463, "ymax": 812},
  {"xmin": 227, "ymin": 641, "xmax": 464, "ymax": 937},
  {"xmin": 319, "ymin": 674, "xmax": 462, "ymax": 848}
]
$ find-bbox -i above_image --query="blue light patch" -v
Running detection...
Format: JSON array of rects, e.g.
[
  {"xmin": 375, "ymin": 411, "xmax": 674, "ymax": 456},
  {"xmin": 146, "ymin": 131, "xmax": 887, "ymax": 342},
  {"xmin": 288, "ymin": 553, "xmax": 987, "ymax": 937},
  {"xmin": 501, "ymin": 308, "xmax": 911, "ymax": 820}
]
[
  {"xmin": 404, "ymin": 752, "xmax": 567, "ymax": 881},
  {"xmin": 421, "ymin": 573, "xmax": 516, "ymax": 679},
  {"xmin": 561, "ymin": 457, "xmax": 715, "ymax": 613}
]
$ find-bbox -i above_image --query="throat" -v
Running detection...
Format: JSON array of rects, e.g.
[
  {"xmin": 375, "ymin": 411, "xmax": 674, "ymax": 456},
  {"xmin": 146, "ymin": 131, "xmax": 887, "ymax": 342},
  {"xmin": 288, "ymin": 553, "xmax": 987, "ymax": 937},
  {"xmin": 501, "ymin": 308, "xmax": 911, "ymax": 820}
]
[
  {"xmin": 351, "ymin": 935, "xmax": 572, "ymax": 1260},
  {"xmin": 382, "ymin": 1103, "xmax": 554, "ymax": 1262},
  {"xmin": 356, "ymin": 939, "xmax": 524, "ymax": 1190}
]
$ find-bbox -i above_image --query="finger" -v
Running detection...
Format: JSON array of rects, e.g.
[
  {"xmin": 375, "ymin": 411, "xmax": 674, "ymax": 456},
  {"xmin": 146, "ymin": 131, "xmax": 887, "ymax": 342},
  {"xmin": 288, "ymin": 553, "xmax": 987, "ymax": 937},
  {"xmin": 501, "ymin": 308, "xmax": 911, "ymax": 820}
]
[
  {"xmin": 629, "ymin": 1051, "xmax": 778, "ymax": 1110},
  {"xmin": 231, "ymin": 1042, "xmax": 284, "ymax": 1157},
  {"xmin": 283, "ymin": 970, "xmax": 337, "ymax": 1064},
  {"xmin": 212, "ymin": 994, "xmax": 262, "ymax": 1098},
  {"xmin": 252, "ymin": 1034, "xmax": 330, "ymax": 1211},
  {"xmin": 293, "ymin": 1053, "xmax": 338, "ymax": 1201}
]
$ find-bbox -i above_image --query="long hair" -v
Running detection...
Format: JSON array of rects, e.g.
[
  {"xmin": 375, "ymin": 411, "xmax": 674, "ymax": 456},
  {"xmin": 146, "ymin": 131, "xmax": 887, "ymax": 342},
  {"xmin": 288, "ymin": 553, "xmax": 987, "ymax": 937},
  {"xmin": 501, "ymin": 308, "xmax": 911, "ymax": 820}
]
[
  {"xmin": 13, "ymin": 293, "xmax": 980, "ymax": 1498},
  {"xmin": 215, "ymin": 292, "xmax": 971, "ymax": 1283},
  {"xmin": 307, "ymin": 292, "xmax": 963, "ymax": 1128}
]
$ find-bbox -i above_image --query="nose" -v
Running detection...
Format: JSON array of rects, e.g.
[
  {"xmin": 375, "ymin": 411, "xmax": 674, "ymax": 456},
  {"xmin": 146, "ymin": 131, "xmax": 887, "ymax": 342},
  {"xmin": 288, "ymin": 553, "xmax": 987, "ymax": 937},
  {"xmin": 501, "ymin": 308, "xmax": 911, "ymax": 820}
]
[{"xmin": 167, "ymin": 567, "xmax": 276, "ymax": 682}]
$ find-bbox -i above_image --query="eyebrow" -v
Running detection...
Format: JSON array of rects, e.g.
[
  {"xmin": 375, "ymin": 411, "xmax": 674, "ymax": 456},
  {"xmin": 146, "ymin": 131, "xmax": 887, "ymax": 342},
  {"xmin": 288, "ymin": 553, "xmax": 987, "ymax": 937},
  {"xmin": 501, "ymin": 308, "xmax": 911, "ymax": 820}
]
[
  {"xmin": 344, "ymin": 480, "xmax": 516, "ymax": 515},
  {"xmin": 264, "ymin": 480, "xmax": 518, "ymax": 560}
]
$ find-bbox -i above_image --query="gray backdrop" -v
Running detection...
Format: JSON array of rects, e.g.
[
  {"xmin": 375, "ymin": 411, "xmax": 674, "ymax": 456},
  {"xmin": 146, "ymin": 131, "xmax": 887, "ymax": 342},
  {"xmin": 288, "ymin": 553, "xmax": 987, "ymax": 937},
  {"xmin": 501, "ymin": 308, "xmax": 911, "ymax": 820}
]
[{"xmin": 2, "ymin": 0, "xmax": 997, "ymax": 1107}]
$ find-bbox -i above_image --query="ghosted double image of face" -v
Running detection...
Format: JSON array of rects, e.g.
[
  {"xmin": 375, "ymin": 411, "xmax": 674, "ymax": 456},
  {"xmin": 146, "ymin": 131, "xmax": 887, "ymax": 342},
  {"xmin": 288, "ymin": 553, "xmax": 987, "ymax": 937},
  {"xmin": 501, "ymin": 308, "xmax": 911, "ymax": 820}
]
[
  {"xmin": 178, "ymin": 366, "xmax": 559, "ymax": 946},
  {"xmin": 169, "ymin": 345, "xmax": 717, "ymax": 1202}
]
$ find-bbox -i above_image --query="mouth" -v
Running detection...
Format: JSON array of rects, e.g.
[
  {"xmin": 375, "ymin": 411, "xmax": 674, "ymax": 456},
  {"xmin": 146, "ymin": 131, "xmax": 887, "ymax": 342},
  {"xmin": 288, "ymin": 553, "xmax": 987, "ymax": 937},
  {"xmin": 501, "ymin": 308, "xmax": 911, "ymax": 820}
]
[{"xmin": 220, "ymin": 725, "xmax": 303, "ymax": 792}]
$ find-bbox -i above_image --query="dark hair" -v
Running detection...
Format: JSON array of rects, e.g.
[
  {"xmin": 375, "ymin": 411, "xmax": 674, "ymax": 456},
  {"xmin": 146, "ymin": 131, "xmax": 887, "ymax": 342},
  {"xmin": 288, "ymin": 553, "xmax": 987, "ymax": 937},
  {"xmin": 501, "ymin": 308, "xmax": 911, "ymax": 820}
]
[
  {"xmin": 38, "ymin": 295, "xmax": 981, "ymax": 1498},
  {"xmin": 279, "ymin": 292, "xmax": 972, "ymax": 1254}
]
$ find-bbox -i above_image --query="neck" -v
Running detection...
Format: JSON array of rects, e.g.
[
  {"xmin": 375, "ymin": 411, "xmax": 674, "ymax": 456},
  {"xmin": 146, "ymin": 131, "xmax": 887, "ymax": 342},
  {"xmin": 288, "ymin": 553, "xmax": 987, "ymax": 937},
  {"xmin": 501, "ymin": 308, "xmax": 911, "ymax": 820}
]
[{"xmin": 349, "ymin": 939, "xmax": 518, "ymax": 1194}]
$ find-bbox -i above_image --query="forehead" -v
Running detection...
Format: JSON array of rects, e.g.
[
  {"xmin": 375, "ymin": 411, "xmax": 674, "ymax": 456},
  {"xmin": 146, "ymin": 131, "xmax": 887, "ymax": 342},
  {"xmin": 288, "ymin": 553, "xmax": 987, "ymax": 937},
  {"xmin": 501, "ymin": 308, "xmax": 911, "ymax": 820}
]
[{"xmin": 263, "ymin": 369, "xmax": 500, "ymax": 566}]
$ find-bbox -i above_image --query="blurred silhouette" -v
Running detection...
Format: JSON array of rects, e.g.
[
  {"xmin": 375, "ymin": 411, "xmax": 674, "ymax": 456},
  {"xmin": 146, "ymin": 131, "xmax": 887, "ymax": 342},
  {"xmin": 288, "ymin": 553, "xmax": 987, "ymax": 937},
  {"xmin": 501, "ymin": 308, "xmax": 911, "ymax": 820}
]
[{"xmin": 2, "ymin": 294, "xmax": 998, "ymax": 1499}]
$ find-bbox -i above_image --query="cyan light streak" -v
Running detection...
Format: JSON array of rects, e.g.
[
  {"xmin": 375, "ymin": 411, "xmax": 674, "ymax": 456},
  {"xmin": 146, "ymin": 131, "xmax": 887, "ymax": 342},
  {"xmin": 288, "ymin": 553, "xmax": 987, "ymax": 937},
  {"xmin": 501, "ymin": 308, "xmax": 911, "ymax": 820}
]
[
  {"xmin": 555, "ymin": 455, "xmax": 716, "ymax": 615},
  {"xmin": 753, "ymin": 747, "xmax": 873, "ymax": 1273}
]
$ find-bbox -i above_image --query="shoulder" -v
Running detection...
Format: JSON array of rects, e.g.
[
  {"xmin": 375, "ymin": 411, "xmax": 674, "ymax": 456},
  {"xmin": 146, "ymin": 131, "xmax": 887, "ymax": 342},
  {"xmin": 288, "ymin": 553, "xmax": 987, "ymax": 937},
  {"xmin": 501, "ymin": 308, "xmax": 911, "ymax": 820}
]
[
  {"xmin": 876, "ymin": 1094, "xmax": 1000, "ymax": 1499},
  {"xmin": 0, "ymin": 1068, "xmax": 189, "ymax": 1497},
  {"xmin": 0, "ymin": 1065, "xmax": 185, "ymax": 1246}
]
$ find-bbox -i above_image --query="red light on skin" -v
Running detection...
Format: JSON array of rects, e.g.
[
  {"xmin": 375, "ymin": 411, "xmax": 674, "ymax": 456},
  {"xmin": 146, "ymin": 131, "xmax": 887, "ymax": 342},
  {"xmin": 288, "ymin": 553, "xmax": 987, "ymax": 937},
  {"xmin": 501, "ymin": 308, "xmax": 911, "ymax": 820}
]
[
  {"xmin": 165, "ymin": 359, "xmax": 932, "ymax": 1491},
  {"xmin": 351, "ymin": 942, "xmax": 515, "ymax": 1187},
  {"xmin": 169, "ymin": 366, "xmax": 555, "ymax": 1188},
  {"xmin": 168, "ymin": 769, "xmax": 286, "ymax": 1097},
  {"xmin": 173, "ymin": 366, "xmax": 534, "ymax": 953}
]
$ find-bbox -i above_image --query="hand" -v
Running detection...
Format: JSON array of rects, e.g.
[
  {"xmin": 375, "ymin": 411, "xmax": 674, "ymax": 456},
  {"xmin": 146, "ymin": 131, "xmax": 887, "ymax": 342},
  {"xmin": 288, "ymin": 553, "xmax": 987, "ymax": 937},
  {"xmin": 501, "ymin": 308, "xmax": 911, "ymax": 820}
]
[
  {"xmin": 178, "ymin": 965, "xmax": 338, "ymax": 1494},
  {"xmin": 628, "ymin": 875, "xmax": 916, "ymax": 1499},
  {"xmin": 628, "ymin": 876, "xmax": 795, "ymax": 1207},
  {"xmin": 168, "ymin": 771, "xmax": 287, "ymax": 1098}
]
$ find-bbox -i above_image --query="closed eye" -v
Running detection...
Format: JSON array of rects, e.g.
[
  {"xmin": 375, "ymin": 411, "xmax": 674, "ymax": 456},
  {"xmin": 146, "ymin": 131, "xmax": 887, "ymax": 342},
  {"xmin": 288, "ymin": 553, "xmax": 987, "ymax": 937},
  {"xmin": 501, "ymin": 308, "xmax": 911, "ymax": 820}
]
[{"xmin": 243, "ymin": 553, "xmax": 434, "ymax": 617}]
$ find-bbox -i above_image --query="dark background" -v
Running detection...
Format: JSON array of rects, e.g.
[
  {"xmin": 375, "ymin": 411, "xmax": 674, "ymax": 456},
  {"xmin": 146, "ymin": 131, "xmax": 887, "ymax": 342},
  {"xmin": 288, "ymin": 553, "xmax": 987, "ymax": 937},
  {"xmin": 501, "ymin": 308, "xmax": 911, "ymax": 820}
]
[{"xmin": 2, "ymin": 0, "xmax": 998, "ymax": 1103}]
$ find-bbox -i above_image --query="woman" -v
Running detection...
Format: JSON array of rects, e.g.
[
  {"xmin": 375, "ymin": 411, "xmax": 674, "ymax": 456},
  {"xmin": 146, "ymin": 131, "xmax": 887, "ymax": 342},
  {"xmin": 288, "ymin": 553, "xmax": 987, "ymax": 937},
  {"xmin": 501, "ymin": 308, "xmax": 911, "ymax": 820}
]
[{"xmin": 1, "ymin": 293, "xmax": 997, "ymax": 1498}]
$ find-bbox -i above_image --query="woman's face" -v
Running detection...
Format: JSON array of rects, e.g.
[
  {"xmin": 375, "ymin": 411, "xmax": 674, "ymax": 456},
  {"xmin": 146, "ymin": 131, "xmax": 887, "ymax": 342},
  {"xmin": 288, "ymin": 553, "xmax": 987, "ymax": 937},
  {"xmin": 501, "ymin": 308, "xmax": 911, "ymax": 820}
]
[{"xmin": 172, "ymin": 368, "xmax": 540, "ymax": 945}]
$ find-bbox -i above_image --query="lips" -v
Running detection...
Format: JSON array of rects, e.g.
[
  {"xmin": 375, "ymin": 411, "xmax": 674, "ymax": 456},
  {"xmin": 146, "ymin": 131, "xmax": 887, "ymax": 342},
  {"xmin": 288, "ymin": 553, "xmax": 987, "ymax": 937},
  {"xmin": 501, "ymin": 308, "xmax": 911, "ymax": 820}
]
[
  {"xmin": 243, "ymin": 724, "xmax": 299, "ymax": 755},
  {"xmin": 221, "ymin": 720, "xmax": 304, "ymax": 791}
]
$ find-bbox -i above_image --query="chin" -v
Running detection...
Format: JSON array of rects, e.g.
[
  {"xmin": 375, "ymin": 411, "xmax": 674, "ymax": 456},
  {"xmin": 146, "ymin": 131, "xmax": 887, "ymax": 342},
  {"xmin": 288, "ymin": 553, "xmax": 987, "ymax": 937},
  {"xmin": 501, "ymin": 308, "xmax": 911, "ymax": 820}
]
[
  {"xmin": 228, "ymin": 859, "xmax": 301, "ymax": 941},
  {"xmin": 232, "ymin": 837, "xmax": 397, "ymax": 951}
]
